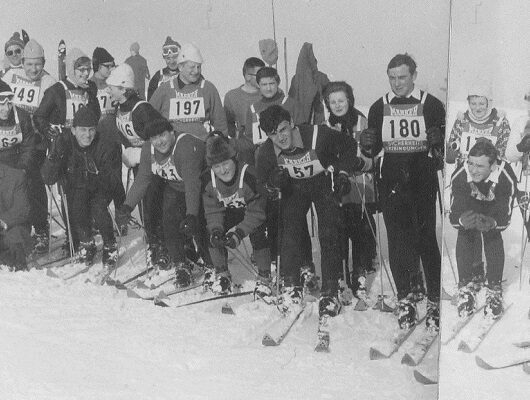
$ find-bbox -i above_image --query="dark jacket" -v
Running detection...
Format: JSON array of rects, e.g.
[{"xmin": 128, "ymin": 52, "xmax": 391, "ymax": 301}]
[
  {"xmin": 41, "ymin": 129, "xmax": 122, "ymax": 200},
  {"xmin": 0, "ymin": 162, "xmax": 30, "ymax": 229},
  {"xmin": 0, "ymin": 106, "xmax": 36, "ymax": 171}
]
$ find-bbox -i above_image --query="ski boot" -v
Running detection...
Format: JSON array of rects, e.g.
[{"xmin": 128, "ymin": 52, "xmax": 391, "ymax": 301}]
[
  {"xmin": 102, "ymin": 242, "xmax": 118, "ymax": 269},
  {"xmin": 484, "ymin": 284, "xmax": 503, "ymax": 319},
  {"xmin": 425, "ymin": 299, "xmax": 440, "ymax": 332},
  {"xmin": 318, "ymin": 293, "xmax": 341, "ymax": 318},
  {"xmin": 277, "ymin": 284, "xmax": 304, "ymax": 315},
  {"xmin": 396, "ymin": 295, "xmax": 417, "ymax": 329},
  {"xmin": 300, "ymin": 266, "xmax": 319, "ymax": 298},
  {"xmin": 202, "ymin": 265, "xmax": 216, "ymax": 292},
  {"xmin": 78, "ymin": 240, "xmax": 97, "ymax": 265},
  {"xmin": 456, "ymin": 282, "xmax": 477, "ymax": 318},
  {"xmin": 155, "ymin": 245, "xmax": 171, "ymax": 271},
  {"xmin": 210, "ymin": 269, "xmax": 232, "ymax": 295},
  {"xmin": 337, "ymin": 279, "xmax": 354, "ymax": 306},
  {"xmin": 254, "ymin": 272, "xmax": 275, "ymax": 304},
  {"xmin": 173, "ymin": 261, "xmax": 193, "ymax": 288},
  {"xmin": 33, "ymin": 228, "xmax": 49, "ymax": 254}
]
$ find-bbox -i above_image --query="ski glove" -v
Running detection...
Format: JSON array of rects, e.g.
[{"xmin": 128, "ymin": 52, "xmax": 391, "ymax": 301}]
[
  {"xmin": 210, "ymin": 228, "xmax": 225, "ymax": 248},
  {"xmin": 180, "ymin": 214, "xmax": 198, "ymax": 238},
  {"xmin": 45, "ymin": 124, "xmax": 63, "ymax": 142},
  {"xmin": 476, "ymin": 214, "xmax": 497, "ymax": 232},
  {"xmin": 426, "ymin": 126, "xmax": 443, "ymax": 148},
  {"xmin": 269, "ymin": 167, "xmax": 290, "ymax": 190},
  {"xmin": 224, "ymin": 228, "xmax": 245, "ymax": 249},
  {"xmin": 115, "ymin": 205, "xmax": 133, "ymax": 229},
  {"xmin": 516, "ymin": 135, "xmax": 530, "ymax": 153},
  {"xmin": 334, "ymin": 172, "xmax": 351, "ymax": 197},
  {"xmin": 359, "ymin": 128, "xmax": 377, "ymax": 153},
  {"xmin": 459, "ymin": 210, "xmax": 478, "ymax": 230}
]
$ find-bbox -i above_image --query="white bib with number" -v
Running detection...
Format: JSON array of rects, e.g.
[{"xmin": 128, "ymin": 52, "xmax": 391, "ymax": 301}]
[
  {"xmin": 116, "ymin": 101, "xmax": 147, "ymax": 147},
  {"xmin": 381, "ymin": 92, "xmax": 428, "ymax": 153},
  {"xmin": 278, "ymin": 126, "xmax": 325, "ymax": 179},
  {"xmin": 97, "ymin": 88, "xmax": 114, "ymax": 115},
  {"xmin": 459, "ymin": 120, "xmax": 499, "ymax": 157},
  {"xmin": 151, "ymin": 133, "xmax": 187, "ymax": 181},
  {"xmin": 61, "ymin": 81, "xmax": 88, "ymax": 127},
  {"xmin": 168, "ymin": 79, "xmax": 206, "ymax": 122},
  {"xmin": 0, "ymin": 108, "xmax": 23, "ymax": 150},
  {"xmin": 211, "ymin": 164, "xmax": 248, "ymax": 209},
  {"xmin": 9, "ymin": 74, "xmax": 41, "ymax": 113}
]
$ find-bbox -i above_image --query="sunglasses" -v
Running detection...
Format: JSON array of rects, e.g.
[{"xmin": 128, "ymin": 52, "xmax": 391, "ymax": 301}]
[
  {"xmin": 75, "ymin": 67, "xmax": 92, "ymax": 73},
  {"xmin": 6, "ymin": 48, "xmax": 22, "ymax": 56},
  {"xmin": 162, "ymin": 45, "xmax": 180, "ymax": 57}
]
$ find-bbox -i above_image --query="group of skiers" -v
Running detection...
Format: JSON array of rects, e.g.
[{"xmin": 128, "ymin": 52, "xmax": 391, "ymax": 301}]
[{"xmin": 0, "ymin": 30, "xmax": 528, "ymax": 330}]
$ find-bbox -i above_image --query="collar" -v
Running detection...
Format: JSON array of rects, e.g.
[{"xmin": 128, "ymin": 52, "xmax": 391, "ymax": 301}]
[
  {"xmin": 273, "ymin": 126, "xmax": 304, "ymax": 157},
  {"xmin": 387, "ymin": 86, "xmax": 422, "ymax": 102},
  {"xmin": 464, "ymin": 161, "xmax": 503, "ymax": 184}
]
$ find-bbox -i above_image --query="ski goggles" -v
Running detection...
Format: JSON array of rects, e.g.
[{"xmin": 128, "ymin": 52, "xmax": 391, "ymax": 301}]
[
  {"xmin": 5, "ymin": 48, "xmax": 22, "ymax": 56},
  {"xmin": 0, "ymin": 95, "xmax": 14, "ymax": 104},
  {"xmin": 162, "ymin": 45, "xmax": 180, "ymax": 57}
]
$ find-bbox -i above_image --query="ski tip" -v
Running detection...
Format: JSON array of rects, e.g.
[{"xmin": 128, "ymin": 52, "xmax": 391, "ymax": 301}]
[
  {"xmin": 46, "ymin": 268, "xmax": 60, "ymax": 279},
  {"xmin": 413, "ymin": 369, "xmax": 437, "ymax": 385},
  {"xmin": 221, "ymin": 303, "xmax": 235, "ymax": 315},
  {"xmin": 157, "ymin": 290, "xmax": 168, "ymax": 300},
  {"xmin": 126, "ymin": 288, "xmax": 141, "ymax": 298},
  {"xmin": 354, "ymin": 299, "xmax": 368, "ymax": 311},
  {"xmin": 401, "ymin": 353, "xmax": 417, "ymax": 366},
  {"xmin": 154, "ymin": 298, "xmax": 169, "ymax": 307},
  {"xmin": 523, "ymin": 362, "xmax": 530, "ymax": 374},
  {"xmin": 262, "ymin": 334, "xmax": 279, "ymax": 346},
  {"xmin": 314, "ymin": 345, "xmax": 330, "ymax": 353},
  {"xmin": 475, "ymin": 355, "xmax": 494, "ymax": 370},
  {"xmin": 369, "ymin": 347, "xmax": 387, "ymax": 360},
  {"xmin": 457, "ymin": 341, "xmax": 473, "ymax": 353}
]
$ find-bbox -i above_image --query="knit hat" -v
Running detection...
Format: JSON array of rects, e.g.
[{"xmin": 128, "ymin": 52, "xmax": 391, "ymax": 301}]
[
  {"xmin": 177, "ymin": 43, "xmax": 203, "ymax": 64},
  {"xmin": 162, "ymin": 36, "xmax": 181, "ymax": 56},
  {"xmin": 72, "ymin": 107, "xmax": 98, "ymax": 128},
  {"xmin": 468, "ymin": 79, "xmax": 493, "ymax": 100},
  {"xmin": 259, "ymin": 39, "xmax": 278, "ymax": 66},
  {"xmin": 130, "ymin": 42, "xmax": 140, "ymax": 53},
  {"xmin": 23, "ymin": 39, "xmax": 44, "ymax": 59},
  {"xmin": 206, "ymin": 132, "xmax": 236, "ymax": 166},
  {"xmin": 65, "ymin": 48, "xmax": 89, "ymax": 81},
  {"xmin": 0, "ymin": 80, "xmax": 14, "ymax": 100},
  {"xmin": 5, "ymin": 32, "xmax": 24, "ymax": 52},
  {"xmin": 106, "ymin": 63, "xmax": 135, "ymax": 88},
  {"xmin": 92, "ymin": 47, "xmax": 114, "ymax": 71},
  {"xmin": 144, "ymin": 118, "xmax": 174, "ymax": 139}
]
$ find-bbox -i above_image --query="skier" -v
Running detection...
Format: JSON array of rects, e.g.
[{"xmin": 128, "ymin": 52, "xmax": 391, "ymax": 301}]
[
  {"xmin": 40, "ymin": 107, "xmax": 121, "ymax": 269},
  {"xmin": 115, "ymin": 118, "xmax": 206, "ymax": 287},
  {"xmin": 1, "ymin": 32, "xmax": 25, "ymax": 78},
  {"xmin": 446, "ymin": 79, "xmax": 511, "ymax": 165},
  {"xmin": 255, "ymin": 105, "xmax": 366, "ymax": 316},
  {"xmin": 223, "ymin": 57, "xmax": 265, "ymax": 164},
  {"xmin": 322, "ymin": 81, "xmax": 377, "ymax": 294},
  {"xmin": 1, "ymin": 39, "xmax": 56, "ymax": 253},
  {"xmin": 505, "ymin": 88, "xmax": 530, "ymax": 167},
  {"xmin": 146, "ymin": 36, "xmax": 180, "ymax": 101},
  {"xmin": 90, "ymin": 47, "xmax": 116, "ymax": 117},
  {"xmin": 103, "ymin": 63, "xmax": 169, "ymax": 269},
  {"xmin": 202, "ymin": 132, "xmax": 270, "ymax": 295},
  {"xmin": 124, "ymin": 42, "xmax": 150, "ymax": 100},
  {"xmin": 149, "ymin": 43, "xmax": 228, "ymax": 141},
  {"xmin": 449, "ymin": 140, "xmax": 517, "ymax": 319},
  {"xmin": 360, "ymin": 54, "xmax": 445, "ymax": 330},
  {"xmin": 0, "ymin": 162, "xmax": 31, "ymax": 271}
]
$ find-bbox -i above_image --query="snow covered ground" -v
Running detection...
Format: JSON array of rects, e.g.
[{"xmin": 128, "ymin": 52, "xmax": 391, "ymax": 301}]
[{"xmin": 1, "ymin": 204, "xmax": 439, "ymax": 400}]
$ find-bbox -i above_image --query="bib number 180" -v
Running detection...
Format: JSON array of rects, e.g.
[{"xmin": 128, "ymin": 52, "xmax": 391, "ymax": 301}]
[{"xmin": 389, "ymin": 119, "xmax": 420, "ymax": 138}]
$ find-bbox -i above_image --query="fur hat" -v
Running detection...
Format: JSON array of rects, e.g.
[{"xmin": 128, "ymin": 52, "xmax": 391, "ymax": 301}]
[
  {"xmin": 206, "ymin": 132, "xmax": 236, "ymax": 166},
  {"xmin": 92, "ymin": 47, "xmax": 114, "ymax": 71},
  {"xmin": 72, "ymin": 107, "xmax": 98, "ymax": 128},
  {"xmin": 5, "ymin": 32, "xmax": 24, "ymax": 52}
]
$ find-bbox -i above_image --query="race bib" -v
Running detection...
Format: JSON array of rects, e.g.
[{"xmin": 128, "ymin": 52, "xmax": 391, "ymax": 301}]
[
  {"xmin": 169, "ymin": 97, "xmax": 205, "ymax": 121},
  {"xmin": 460, "ymin": 131, "xmax": 498, "ymax": 157},
  {"xmin": 0, "ymin": 125, "xmax": 22, "ymax": 150},
  {"xmin": 382, "ymin": 103, "xmax": 427, "ymax": 153},
  {"xmin": 280, "ymin": 151, "xmax": 325, "ymax": 179},
  {"xmin": 153, "ymin": 163, "xmax": 180, "ymax": 181},
  {"xmin": 97, "ymin": 89, "xmax": 114, "ymax": 115},
  {"xmin": 66, "ymin": 93, "xmax": 88, "ymax": 123},
  {"xmin": 219, "ymin": 191, "xmax": 246, "ymax": 209},
  {"xmin": 12, "ymin": 84, "xmax": 40, "ymax": 111},
  {"xmin": 116, "ymin": 113, "xmax": 145, "ymax": 147}
]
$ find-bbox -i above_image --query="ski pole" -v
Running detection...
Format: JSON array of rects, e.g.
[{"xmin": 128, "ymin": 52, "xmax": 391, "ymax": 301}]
[
  {"xmin": 47, "ymin": 184, "xmax": 53, "ymax": 255},
  {"xmin": 276, "ymin": 190, "xmax": 282, "ymax": 296},
  {"xmin": 519, "ymin": 174, "xmax": 529, "ymax": 290},
  {"xmin": 58, "ymin": 182, "xmax": 75, "ymax": 261}
]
